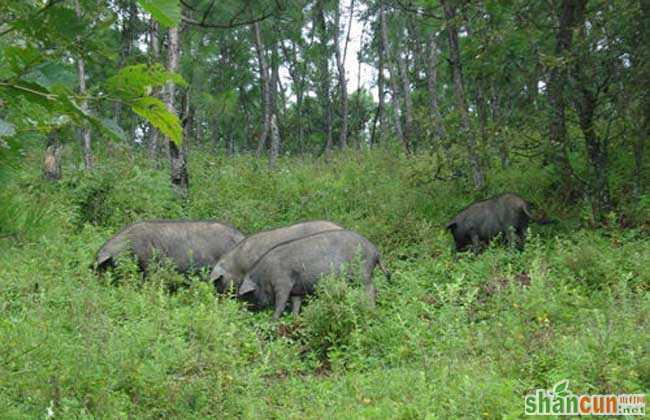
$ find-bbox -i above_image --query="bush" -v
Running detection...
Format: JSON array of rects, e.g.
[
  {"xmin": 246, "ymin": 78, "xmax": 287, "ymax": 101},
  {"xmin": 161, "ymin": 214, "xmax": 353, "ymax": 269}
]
[{"xmin": 300, "ymin": 273, "xmax": 374, "ymax": 367}]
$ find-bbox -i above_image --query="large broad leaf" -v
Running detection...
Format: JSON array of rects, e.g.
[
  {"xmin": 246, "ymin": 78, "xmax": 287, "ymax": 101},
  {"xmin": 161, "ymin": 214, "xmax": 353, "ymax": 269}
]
[
  {"xmin": 137, "ymin": 0, "xmax": 181, "ymax": 28},
  {"xmin": 39, "ymin": 84, "xmax": 124, "ymax": 142},
  {"xmin": 0, "ymin": 119, "xmax": 16, "ymax": 138},
  {"xmin": 98, "ymin": 118, "xmax": 127, "ymax": 142},
  {"xmin": 50, "ymin": 86, "xmax": 127, "ymax": 142},
  {"xmin": 25, "ymin": 62, "xmax": 76, "ymax": 90},
  {"xmin": 3, "ymin": 46, "xmax": 42, "ymax": 74},
  {"xmin": 41, "ymin": 6, "xmax": 84, "ymax": 43},
  {"xmin": 131, "ymin": 97, "xmax": 182, "ymax": 146},
  {"xmin": 4, "ymin": 80, "xmax": 54, "ymax": 108},
  {"xmin": 106, "ymin": 64, "xmax": 186, "ymax": 101}
]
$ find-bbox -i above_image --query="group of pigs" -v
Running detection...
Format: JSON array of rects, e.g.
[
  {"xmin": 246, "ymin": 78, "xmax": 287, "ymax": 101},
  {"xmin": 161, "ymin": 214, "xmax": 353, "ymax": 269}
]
[
  {"xmin": 95, "ymin": 220, "xmax": 388, "ymax": 319},
  {"xmin": 95, "ymin": 192, "xmax": 545, "ymax": 319}
]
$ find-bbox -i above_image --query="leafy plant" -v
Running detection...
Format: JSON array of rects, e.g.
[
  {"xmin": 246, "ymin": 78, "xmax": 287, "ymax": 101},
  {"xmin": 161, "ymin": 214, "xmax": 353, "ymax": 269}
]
[{"xmin": 300, "ymin": 271, "xmax": 374, "ymax": 364}]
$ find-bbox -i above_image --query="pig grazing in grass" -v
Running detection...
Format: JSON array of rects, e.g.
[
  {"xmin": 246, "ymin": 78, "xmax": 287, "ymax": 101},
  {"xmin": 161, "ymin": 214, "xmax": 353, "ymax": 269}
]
[
  {"xmin": 95, "ymin": 220, "xmax": 245, "ymax": 275},
  {"xmin": 446, "ymin": 192, "xmax": 549, "ymax": 253},
  {"xmin": 211, "ymin": 220, "xmax": 343, "ymax": 293},
  {"xmin": 236, "ymin": 229, "xmax": 390, "ymax": 320}
]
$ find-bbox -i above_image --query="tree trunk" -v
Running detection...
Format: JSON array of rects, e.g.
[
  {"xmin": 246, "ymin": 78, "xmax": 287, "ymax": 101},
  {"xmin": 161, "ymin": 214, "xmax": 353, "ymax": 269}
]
[
  {"xmin": 253, "ymin": 22, "xmax": 271, "ymax": 158},
  {"xmin": 316, "ymin": 1, "xmax": 334, "ymax": 155},
  {"xmin": 396, "ymin": 38, "xmax": 414, "ymax": 154},
  {"xmin": 74, "ymin": 0, "xmax": 92, "ymax": 170},
  {"xmin": 43, "ymin": 130, "xmax": 63, "ymax": 181},
  {"xmin": 634, "ymin": 0, "xmax": 650, "ymax": 197},
  {"xmin": 475, "ymin": 78, "xmax": 489, "ymax": 150},
  {"xmin": 270, "ymin": 46, "xmax": 281, "ymax": 116},
  {"xmin": 370, "ymin": 5, "xmax": 386, "ymax": 147},
  {"xmin": 269, "ymin": 114, "xmax": 280, "ymax": 169},
  {"xmin": 113, "ymin": 1, "xmax": 138, "ymax": 133},
  {"xmin": 292, "ymin": 42, "xmax": 305, "ymax": 153},
  {"xmin": 474, "ymin": 77, "xmax": 491, "ymax": 171},
  {"xmin": 379, "ymin": 1, "xmax": 407, "ymax": 153},
  {"xmin": 182, "ymin": 88, "xmax": 194, "ymax": 153},
  {"xmin": 269, "ymin": 46, "xmax": 281, "ymax": 168},
  {"xmin": 274, "ymin": 53, "xmax": 289, "ymax": 131},
  {"xmin": 575, "ymin": 83, "xmax": 612, "ymax": 221},
  {"xmin": 334, "ymin": 0, "xmax": 354, "ymax": 148},
  {"xmin": 229, "ymin": 134, "xmax": 236, "ymax": 155},
  {"xmin": 572, "ymin": 0, "xmax": 611, "ymax": 221},
  {"xmin": 397, "ymin": 17, "xmax": 415, "ymax": 154},
  {"xmin": 281, "ymin": 40, "xmax": 305, "ymax": 153},
  {"xmin": 441, "ymin": 0, "xmax": 484, "ymax": 189},
  {"xmin": 633, "ymin": 125, "xmax": 646, "ymax": 197},
  {"xmin": 490, "ymin": 82, "xmax": 510, "ymax": 168},
  {"xmin": 406, "ymin": 16, "xmax": 424, "ymax": 85},
  {"xmin": 166, "ymin": 26, "xmax": 188, "ymax": 197},
  {"xmin": 148, "ymin": 19, "xmax": 162, "ymax": 161},
  {"xmin": 546, "ymin": 0, "xmax": 579, "ymax": 171},
  {"xmin": 426, "ymin": 30, "xmax": 446, "ymax": 142},
  {"xmin": 577, "ymin": 90, "xmax": 612, "ymax": 221}
]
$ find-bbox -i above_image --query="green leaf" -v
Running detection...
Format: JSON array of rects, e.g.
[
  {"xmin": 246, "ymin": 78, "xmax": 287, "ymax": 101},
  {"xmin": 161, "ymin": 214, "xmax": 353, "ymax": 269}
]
[
  {"xmin": 131, "ymin": 97, "xmax": 182, "ymax": 146},
  {"xmin": 137, "ymin": 0, "xmax": 181, "ymax": 28},
  {"xmin": 0, "ymin": 119, "xmax": 16, "ymax": 138},
  {"xmin": 98, "ymin": 118, "xmax": 127, "ymax": 142},
  {"xmin": 106, "ymin": 64, "xmax": 186, "ymax": 101},
  {"xmin": 3, "ymin": 46, "xmax": 42, "ymax": 74},
  {"xmin": 42, "ymin": 7, "xmax": 84, "ymax": 42},
  {"xmin": 5, "ymin": 80, "xmax": 54, "ymax": 108},
  {"xmin": 25, "ymin": 62, "xmax": 76, "ymax": 90}
]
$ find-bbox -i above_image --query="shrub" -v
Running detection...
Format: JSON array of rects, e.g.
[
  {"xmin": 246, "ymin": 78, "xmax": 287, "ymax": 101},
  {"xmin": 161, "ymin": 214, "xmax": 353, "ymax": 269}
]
[{"xmin": 300, "ymin": 272, "xmax": 374, "ymax": 366}]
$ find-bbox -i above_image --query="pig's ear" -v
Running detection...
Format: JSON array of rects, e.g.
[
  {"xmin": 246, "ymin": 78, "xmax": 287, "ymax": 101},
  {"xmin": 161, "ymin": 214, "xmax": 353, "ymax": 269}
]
[
  {"xmin": 96, "ymin": 251, "xmax": 112, "ymax": 267},
  {"xmin": 210, "ymin": 264, "xmax": 225, "ymax": 282},
  {"xmin": 238, "ymin": 277, "xmax": 256, "ymax": 296},
  {"xmin": 445, "ymin": 221, "xmax": 457, "ymax": 231},
  {"xmin": 95, "ymin": 253, "xmax": 113, "ymax": 271}
]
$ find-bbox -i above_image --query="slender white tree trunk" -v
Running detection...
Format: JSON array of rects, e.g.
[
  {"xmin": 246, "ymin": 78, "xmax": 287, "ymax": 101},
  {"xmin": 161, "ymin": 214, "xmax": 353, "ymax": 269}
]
[
  {"xmin": 316, "ymin": 0, "xmax": 333, "ymax": 155},
  {"xmin": 379, "ymin": 1, "xmax": 407, "ymax": 153},
  {"xmin": 269, "ymin": 114, "xmax": 280, "ymax": 169},
  {"xmin": 75, "ymin": 0, "xmax": 92, "ymax": 170},
  {"xmin": 335, "ymin": 0, "xmax": 355, "ymax": 148},
  {"xmin": 148, "ymin": 19, "xmax": 162, "ymax": 160},
  {"xmin": 426, "ymin": 30, "xmax": 446, "ymax": 141},
  {"xmin": 166, "ymin": 26, "xmax": 188, "ymax": 196},
  {"xmin": 253, "ymin": 21, "xmax": 272, "ymax": 158}
]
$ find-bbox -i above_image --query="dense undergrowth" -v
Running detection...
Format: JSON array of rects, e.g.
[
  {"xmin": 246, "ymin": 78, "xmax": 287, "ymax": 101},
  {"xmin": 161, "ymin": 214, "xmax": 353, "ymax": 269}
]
[{"xmin": 1, "ymin": 144, "xmax": 648, "ymax": 418}]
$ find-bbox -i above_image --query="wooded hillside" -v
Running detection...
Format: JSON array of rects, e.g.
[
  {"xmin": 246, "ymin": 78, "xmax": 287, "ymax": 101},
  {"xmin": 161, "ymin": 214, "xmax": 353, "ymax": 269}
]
[{"xmin": 0, "ymin": 0, "xmax": 648, "ymax": 417}]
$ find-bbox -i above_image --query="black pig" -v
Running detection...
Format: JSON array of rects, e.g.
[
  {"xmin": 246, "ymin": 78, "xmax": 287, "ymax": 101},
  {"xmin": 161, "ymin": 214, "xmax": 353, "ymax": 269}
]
[{"xmin": 446, "ymin": 193, "xmax": 548, "ymax": 253}]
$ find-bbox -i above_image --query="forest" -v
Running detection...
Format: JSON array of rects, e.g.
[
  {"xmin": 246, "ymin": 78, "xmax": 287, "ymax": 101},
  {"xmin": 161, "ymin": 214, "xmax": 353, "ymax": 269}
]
[{"xmin": 1, "ymin": 0, "xmax": 649, "ymax": 417}]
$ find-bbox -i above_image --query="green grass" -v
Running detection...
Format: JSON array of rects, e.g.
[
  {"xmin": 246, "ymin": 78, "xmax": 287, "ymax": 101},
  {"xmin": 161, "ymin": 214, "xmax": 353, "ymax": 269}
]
[{"xmin": 0, "ymin": 145, "xmax": 648, "ymax": 418}]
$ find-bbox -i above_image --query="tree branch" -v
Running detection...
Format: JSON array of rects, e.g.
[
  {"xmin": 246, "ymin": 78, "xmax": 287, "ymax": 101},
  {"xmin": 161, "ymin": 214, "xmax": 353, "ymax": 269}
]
[
  {"xmin": 389, "ymin": 0, "xmax": 443, "ymax": 19},
  {"xmin": 181, "ymin": 10, "xmax": 275, "ymax": 29},
  {"xmin": 179, "ymin": 0, "xmax": 197, "ymax": 12},
  {"xmin": 200, "ymin": 0, "xmax": 217, "ymax": 25}
]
